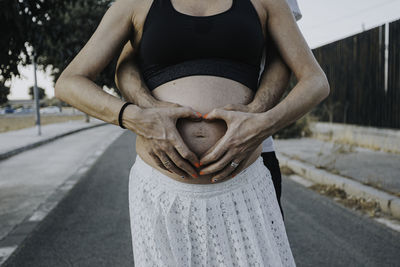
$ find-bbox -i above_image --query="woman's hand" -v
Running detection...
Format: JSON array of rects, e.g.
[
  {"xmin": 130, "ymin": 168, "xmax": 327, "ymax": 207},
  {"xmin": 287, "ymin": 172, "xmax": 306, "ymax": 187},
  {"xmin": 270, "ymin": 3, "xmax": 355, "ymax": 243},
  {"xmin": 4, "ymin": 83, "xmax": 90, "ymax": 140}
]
[
  {"xmin": 198, "ymin": 106, "xmax": 274, "ymax": 183},
  {"xmin": 123, "ymin": 104, "xmax": 202, "ymax": 178},
  {"xmin": 218, "ymin": 102, "xmax": 265, "ymax": 113}
]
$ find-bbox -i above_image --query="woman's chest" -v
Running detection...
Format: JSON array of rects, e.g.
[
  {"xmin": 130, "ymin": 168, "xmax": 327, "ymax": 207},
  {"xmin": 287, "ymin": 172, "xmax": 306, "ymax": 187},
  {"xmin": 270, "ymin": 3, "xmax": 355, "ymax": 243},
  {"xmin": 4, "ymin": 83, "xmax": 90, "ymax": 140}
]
[{"xmin": 130, "ymin": 0, "xmax": 267, "ymax": 52}]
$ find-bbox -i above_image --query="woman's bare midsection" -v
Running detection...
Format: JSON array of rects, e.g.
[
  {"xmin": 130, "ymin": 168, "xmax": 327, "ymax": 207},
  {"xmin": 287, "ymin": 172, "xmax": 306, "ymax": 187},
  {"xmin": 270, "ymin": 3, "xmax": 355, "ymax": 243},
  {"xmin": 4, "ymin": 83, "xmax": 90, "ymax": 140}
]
[{"xmin": 136, "ymin": 75, "xmax": 263, "ymax": 184}]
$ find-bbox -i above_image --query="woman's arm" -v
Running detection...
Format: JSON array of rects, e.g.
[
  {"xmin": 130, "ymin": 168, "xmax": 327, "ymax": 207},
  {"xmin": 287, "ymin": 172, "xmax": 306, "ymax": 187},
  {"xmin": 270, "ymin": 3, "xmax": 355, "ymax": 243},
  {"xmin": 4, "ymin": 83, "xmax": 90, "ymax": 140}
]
[
  {"xmin": 55, "ymin": 0, "xmax": 138, "ymax": 125},
  {"xmin": 258, "ymin": 0, "xmax": 330, "ymax": 129},
  {"xmin": 199, "ymin": 0, "xmax": 330, "ymax": 182},
  {"xmin": 55, "ymin": 0, "xmax": 201, "ymax": 177}
]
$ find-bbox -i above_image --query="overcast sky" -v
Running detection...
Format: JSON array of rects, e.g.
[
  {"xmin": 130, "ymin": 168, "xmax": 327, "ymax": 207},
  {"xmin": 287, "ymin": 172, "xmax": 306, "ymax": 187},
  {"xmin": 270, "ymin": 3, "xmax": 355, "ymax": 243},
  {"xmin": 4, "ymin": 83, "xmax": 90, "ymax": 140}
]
[{"xmin": 7, "ymin": 0, "xmax": 400, "ymax": 100}]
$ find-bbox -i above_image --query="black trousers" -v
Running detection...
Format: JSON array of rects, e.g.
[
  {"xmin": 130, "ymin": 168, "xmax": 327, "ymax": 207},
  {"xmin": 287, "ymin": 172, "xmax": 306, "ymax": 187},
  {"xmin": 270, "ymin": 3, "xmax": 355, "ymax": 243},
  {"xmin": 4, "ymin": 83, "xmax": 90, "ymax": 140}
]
[{"xmin": 261, "ymin": 151, "xmax": 284, "ymax": 221}]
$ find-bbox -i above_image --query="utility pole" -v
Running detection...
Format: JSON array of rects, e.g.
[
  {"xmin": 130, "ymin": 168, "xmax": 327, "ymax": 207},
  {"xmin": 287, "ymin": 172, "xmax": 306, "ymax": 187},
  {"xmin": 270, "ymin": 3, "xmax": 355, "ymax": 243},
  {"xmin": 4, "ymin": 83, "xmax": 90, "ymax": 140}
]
[
  {"xmin": 32, "ymin": 49, "xmax": 41, "ymax": 136},
  {"xmin": 384, "ymin": 22, "xmax": 389, "ymax": 93}
]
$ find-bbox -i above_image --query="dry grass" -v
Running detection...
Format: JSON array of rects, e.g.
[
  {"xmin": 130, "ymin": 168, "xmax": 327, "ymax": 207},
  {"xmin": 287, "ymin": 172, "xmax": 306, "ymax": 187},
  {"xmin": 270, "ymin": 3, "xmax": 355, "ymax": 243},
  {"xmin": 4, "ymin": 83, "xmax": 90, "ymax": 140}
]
[
  {"xmin": 313, "ymin": 134, "xmax": 400, "ymax": 154},
  {"xmin": 309, "ymin": 183, "xmax": 382, "ymax": 217},
  {"xmin": 280, "ymin": 166, "xmax": 295, "ymax": 175},
  {"xmin": 0, "ymin": 115, "xmax": 86, "ymax": 133}
]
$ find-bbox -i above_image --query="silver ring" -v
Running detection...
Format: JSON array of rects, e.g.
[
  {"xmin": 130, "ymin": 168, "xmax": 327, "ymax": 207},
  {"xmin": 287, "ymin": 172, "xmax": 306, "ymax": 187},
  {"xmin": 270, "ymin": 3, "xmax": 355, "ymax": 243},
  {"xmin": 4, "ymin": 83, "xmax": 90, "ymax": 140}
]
[{"xmin": 230, "ymin": 161, "xmax": 239, "ymax": 168}]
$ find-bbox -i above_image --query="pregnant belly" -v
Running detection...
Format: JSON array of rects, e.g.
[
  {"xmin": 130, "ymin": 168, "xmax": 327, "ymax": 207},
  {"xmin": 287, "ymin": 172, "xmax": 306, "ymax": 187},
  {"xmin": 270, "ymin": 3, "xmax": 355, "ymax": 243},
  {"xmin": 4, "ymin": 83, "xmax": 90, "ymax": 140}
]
[
  {"xmin": 176, "ymin": 119, "xmax": 227, "ymax": 157},
  {"xmin": 135, "ymin": 75, "xmax": 262, "ymax": 184}
]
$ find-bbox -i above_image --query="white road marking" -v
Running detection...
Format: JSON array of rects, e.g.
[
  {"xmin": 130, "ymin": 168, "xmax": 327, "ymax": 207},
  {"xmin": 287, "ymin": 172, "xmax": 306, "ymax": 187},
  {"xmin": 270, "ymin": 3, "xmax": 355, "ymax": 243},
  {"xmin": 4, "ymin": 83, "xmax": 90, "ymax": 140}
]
[
  {"xmin": 374, "ymin": 217, "xmax": 400, "ymax": 233},
  {"xmin": 0, "ymin": 246, "xmax": 17, "ymax": 264}
]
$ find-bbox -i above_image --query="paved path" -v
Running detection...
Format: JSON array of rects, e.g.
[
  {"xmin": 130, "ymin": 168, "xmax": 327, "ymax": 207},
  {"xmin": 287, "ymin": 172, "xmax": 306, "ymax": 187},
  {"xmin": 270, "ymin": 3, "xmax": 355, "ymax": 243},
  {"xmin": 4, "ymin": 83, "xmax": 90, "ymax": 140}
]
[
  {"xmin": 274, "ymin": 138, "xmax": 400, "ymax": 196},
  {"xmin": 283, "ymin": 177, "xmax": 400, "ymax": 267},
  {"xmin": 0, "ymin": 119, "xmax": 105, "ymax": 159},
  {"xmin": 3, "ymin": 132, "xmax": 399, "ymax": 266},
  {"xmin": 0, "ymin": 125, "xmax": 124, "ymax": 242}
]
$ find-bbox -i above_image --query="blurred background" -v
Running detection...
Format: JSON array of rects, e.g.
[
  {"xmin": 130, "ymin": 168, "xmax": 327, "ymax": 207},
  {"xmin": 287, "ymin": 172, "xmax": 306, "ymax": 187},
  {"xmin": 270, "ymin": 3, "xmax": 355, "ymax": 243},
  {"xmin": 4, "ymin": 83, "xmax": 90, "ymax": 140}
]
[{"xmin": 0, "ymin": 0, "xmax": 399, "ymax": 266}]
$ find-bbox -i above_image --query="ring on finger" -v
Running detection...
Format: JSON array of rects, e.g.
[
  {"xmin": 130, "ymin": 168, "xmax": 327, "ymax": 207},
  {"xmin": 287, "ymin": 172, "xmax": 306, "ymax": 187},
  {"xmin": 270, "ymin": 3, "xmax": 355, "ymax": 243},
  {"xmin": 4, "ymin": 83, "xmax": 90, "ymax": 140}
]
[{"xmin": 230, "ymin": 161, "xmax": 239, "ymax": 168}]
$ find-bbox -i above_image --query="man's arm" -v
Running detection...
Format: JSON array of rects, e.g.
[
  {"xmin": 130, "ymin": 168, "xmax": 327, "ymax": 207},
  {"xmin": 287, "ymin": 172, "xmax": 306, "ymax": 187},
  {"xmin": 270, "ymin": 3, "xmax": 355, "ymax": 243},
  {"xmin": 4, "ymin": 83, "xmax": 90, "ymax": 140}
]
[
  {"xmin": 243, "ymin": 36, "xmax": 291, "ymax": 113},
  {"xmin": 225, "ymin": 0, "xmax": 303, "ymax": 113},
  {"xmin": 115, "ymin": 42, "xmax": 180, "ymax": 108}
]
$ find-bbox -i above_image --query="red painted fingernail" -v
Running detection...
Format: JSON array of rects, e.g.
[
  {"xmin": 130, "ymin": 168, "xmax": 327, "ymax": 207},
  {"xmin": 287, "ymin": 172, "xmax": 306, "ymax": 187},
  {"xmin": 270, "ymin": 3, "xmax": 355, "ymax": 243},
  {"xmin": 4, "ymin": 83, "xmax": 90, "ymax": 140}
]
[
  {"xmin": 199, "ymin": 162, "xmax": 203, "ymax": 166},
  {"xmin": 199, "ymin": 171, "xmax": 205, "ymax": 175},
  {"xmin": 194, "ymin": 162, "xmax": 200, "ymax": 168},
  {"xmin": 196, "ymin": 112, "xmax": 202, "ymax": 118},
  {"xmin": 192, "ymin": 174, "xmax": 198, "ymax": 178},
  {"xmin": 203, "ymin": 113, "xmax": 208, "ymax": 119}
]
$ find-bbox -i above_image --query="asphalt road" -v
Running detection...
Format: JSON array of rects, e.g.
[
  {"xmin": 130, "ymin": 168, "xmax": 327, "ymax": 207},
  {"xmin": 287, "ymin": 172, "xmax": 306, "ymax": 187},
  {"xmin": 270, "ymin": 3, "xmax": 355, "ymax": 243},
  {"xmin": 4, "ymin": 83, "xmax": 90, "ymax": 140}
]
[{"xmin": 4, "ymin": 132, "xmax": 400, "ymax": 267}]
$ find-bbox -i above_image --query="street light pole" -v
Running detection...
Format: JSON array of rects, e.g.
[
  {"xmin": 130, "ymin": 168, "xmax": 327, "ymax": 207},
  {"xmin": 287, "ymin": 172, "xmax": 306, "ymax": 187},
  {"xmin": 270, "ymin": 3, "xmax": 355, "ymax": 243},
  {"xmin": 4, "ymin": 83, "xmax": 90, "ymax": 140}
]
[{"xmin": 32, "ymin": 49, "xmax": 41, "ymax": 136}]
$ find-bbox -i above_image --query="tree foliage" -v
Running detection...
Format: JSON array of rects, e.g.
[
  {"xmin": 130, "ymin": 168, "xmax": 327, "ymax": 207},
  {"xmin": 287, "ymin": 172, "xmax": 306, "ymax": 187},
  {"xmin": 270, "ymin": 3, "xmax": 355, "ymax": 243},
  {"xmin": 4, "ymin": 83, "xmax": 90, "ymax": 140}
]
[
  {"xmin": 0, "ymin": 83, "xmax": 10, "ymax": 105},
  {"xmin": 36, "ymin": 0, "xmax": 119, "ymax": 90},
  {"xmin": 28, "ymin": 86, "xmax": 46, "ymax": 100},
  {"xmin": 0, "ymin": 0, "xmax": 70, "ymax": 83},
  {"xmin": 1, "ymin": 0, "xmax": 119, "ymax": 93}
]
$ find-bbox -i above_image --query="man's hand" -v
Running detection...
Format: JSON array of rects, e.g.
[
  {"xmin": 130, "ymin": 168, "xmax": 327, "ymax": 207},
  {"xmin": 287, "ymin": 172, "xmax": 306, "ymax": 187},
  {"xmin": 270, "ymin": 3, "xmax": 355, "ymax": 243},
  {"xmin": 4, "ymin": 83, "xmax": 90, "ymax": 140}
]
[
  {"xmin": 123, "ymin": 105, "xmax": 202, "ymax": 178},
  {"xmin": 198, "ymin": 106, "xmax": 274, "ymax": 183}
]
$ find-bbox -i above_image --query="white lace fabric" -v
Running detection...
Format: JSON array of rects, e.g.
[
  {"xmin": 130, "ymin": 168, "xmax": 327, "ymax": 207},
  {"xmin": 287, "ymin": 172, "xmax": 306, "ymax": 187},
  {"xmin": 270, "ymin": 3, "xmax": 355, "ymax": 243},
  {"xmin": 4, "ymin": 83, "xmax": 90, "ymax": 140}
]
[{"xmin": 128, "ymin": 155, "xmax": 296, "ymax": 267}]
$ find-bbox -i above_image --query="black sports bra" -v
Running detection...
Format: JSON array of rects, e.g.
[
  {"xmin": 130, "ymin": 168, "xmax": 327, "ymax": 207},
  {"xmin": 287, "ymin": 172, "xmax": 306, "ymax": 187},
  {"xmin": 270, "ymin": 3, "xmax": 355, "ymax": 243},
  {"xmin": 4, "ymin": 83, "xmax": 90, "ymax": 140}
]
[{"xmin": 137, "ymin": 0, "xmax": 266, "ymax": 92}]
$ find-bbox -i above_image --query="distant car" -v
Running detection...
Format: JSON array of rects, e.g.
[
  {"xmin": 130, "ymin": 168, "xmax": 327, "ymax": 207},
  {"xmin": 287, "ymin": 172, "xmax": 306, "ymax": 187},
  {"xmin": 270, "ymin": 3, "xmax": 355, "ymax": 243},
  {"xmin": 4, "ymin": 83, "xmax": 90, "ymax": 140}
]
[
  {"xmin": 4, "ymin": 106, "xmax": 14, "ymax": 114},
  {"xmin": 40, "ymin": 106, "xmax": 60, "ymax": 114}
]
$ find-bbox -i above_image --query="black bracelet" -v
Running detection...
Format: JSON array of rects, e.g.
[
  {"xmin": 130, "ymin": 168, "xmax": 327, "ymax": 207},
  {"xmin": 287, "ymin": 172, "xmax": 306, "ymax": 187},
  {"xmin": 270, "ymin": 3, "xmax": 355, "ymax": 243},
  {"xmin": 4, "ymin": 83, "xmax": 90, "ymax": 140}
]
[{"xmin": 118, "ymin": 102, "xmax": 133, "ymax": 129}]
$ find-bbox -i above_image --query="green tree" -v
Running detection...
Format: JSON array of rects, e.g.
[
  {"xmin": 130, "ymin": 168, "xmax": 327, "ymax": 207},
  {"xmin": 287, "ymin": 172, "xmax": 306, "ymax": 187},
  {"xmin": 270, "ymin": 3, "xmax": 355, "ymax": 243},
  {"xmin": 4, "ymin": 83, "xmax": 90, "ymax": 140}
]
[
  {"xmin": 36, "ymin": 0, "xmax": 119, "ymax": 92},
  {"xmin": 0, "ymin": 0, "xmax": 70, "ymax": 83},
  {"xmin": 28, "ymin": 86, "xmax": 46, "ymax": 100},
  {"xmin": 0, "ymin": 83, "xmax": 10, "ymax": 105},
  {"xmin": 1, "ymin": 0, "xmax": 118, "ymax": 94}
]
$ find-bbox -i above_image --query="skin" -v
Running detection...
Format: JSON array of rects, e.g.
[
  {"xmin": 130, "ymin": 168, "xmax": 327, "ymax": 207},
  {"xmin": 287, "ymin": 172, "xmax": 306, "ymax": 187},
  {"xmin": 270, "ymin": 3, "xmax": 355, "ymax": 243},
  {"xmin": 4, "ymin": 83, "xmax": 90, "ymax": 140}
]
[{"xmin": 55, "ymin": 0, "xmax": 330, "ymax": 184}]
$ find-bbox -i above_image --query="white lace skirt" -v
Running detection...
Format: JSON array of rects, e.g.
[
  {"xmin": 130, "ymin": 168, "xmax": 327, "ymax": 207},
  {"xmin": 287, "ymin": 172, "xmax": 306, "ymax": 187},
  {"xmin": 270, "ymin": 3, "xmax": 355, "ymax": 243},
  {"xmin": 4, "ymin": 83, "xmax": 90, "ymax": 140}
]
[{"xmin": 128, "ymin": 154, "xmax": 296, "ymax": 267}]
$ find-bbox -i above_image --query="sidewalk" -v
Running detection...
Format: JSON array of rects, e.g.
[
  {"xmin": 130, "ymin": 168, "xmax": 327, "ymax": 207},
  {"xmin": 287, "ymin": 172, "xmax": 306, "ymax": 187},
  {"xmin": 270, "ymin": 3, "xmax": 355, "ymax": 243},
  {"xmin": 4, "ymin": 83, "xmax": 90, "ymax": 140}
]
[
  {"xmin": 0, "ymin": 119, "xmax": 106, "ymax": 160},
  {"xmin": 274, "ymin": 137, "xmax": 400, "ymax": 219},
  {"xmin": 0, "ymin": 121, "xmax": 125, "ymax": 264}
]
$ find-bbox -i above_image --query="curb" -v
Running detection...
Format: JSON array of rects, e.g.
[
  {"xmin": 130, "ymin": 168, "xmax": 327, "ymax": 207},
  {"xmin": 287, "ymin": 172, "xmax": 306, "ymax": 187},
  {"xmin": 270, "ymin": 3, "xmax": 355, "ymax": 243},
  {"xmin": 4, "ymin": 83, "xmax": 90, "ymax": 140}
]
[
  {"xmin": 0, "ymin": 122, "xmax": 108, "ymax": 161},
  {"xmin": 277, "ymin": 152, "xmax": 400, "ymax": 220},
  {"xmin": 0, "ymin": 129, "xmax": 124, "ymax": 266},
  {"xmin": 310, "ymin": 122, "xmax": 400, "ymax": 154}
]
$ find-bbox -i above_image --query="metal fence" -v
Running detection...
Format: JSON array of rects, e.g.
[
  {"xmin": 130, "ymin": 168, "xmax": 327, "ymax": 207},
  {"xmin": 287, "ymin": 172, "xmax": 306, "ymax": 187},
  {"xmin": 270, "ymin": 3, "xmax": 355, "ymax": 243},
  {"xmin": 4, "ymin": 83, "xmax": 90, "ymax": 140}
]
[
  {"xmin": 293, "ymin": 19, "xmax": 400, "ymax": 129},
  {"xmin": 387, "ymin": 19, "xmax": 400, "ymax": 129}
]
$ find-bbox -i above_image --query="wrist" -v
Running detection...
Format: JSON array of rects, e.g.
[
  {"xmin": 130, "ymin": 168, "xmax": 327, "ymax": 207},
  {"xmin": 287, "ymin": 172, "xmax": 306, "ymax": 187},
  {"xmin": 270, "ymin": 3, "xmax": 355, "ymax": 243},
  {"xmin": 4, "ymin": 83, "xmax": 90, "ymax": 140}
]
[
  {"xmin": 247, "ymin": 101, "xmax": 267, "ymax": 113},
  {"xmin": 136, "ymin": 93, "xmax": 160, "ymax": 108},
  {"xmin": 121, "ymin": 104, "xmax": 143, "ymax": 130},
  {"xmin": 257, "ymin": 110, "xmax": 279, "ymax": 138}
]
